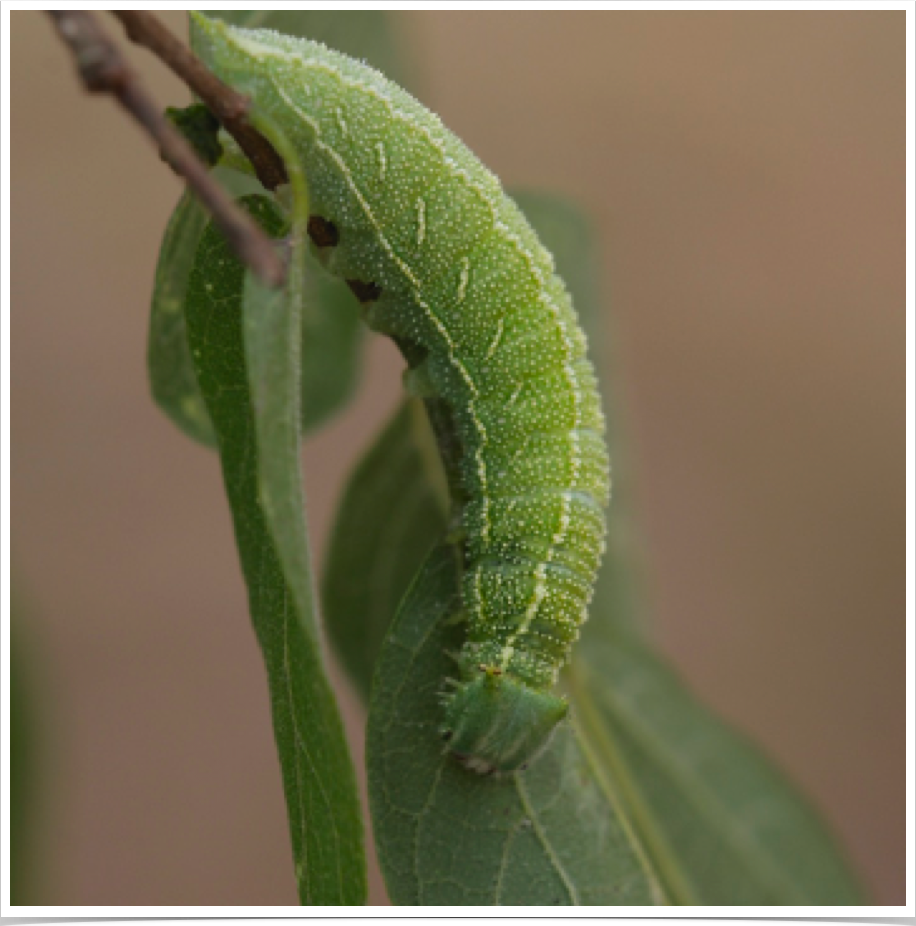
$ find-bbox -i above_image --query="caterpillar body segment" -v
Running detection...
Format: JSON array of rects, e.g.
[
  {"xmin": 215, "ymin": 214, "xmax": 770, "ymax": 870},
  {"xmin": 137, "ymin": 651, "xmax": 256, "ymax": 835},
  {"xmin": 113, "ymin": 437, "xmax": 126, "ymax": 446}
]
[{"xmin": 193, "ymin": 15, "xmax": 611, "ymax": 774}]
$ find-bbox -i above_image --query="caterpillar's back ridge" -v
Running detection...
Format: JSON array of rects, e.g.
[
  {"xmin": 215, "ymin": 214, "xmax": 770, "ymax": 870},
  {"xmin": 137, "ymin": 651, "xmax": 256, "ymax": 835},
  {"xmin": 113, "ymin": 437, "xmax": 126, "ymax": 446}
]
[{"xmin": 193, "ymin": 14, "xmax": 611, "ymax": 775}]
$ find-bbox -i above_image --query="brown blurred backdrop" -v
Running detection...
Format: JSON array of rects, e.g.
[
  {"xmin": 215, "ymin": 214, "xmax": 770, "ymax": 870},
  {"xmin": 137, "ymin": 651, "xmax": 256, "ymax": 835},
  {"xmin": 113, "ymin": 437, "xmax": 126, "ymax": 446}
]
[{"xmin": 11, "ymin": 10, "xmax": 904, "ymax": 906}]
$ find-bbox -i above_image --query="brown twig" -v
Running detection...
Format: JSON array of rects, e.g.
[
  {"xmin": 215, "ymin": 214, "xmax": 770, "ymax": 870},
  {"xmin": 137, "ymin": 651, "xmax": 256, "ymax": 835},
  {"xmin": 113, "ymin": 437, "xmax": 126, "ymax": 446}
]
[
  {"xmin": 107, "ymin": 13, "xmax": 383, "ymax": 306},
  {"xmin": 47, "ymin": 10, "xmax": 285, "ymax": 287},
  {"xmin": 111, "ymin": 11, "xmax": 288, "ymax": 191}
]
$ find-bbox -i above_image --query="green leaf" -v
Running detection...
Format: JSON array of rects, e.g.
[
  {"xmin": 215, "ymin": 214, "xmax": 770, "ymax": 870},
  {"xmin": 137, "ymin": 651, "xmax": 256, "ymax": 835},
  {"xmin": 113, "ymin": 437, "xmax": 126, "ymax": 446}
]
[
  {"xmin": 150, "ymin": 175, "xmax": 364, "ymax": 441},
  {"xmin": 166, "ymin": 103, "xmax": 224, "ymax": 167},
  {"xmin": 202, "ymin": 10, "xmax": 416, "ymax": 93},
  {"xmin": 569, "ymin": 630, "xmax": 866, "ymax": 905},
  {"xmin": 323, "ymin": 399, "xmax": 448, "ymax": 701},
  {"xmin": 148, "ymin": 187, "xmax": 217, "ymax": 445},
  {"xmin": 148, "ymin": 167, "xmax": 262, "ymax": 447},
  {"xmin": 517, "ymin": 193, "xmax": 865, "ymax": 903},
  {"xmin": 297, "ymin": 260, "xmax": 363, "ymax": 433},
  {"xmin": 185, "ymin": 194, "xmax": 366, "ymax": 904},
  {"xmin": 367, "ymin": 545, "xmax": 661, "ymax": 906}
]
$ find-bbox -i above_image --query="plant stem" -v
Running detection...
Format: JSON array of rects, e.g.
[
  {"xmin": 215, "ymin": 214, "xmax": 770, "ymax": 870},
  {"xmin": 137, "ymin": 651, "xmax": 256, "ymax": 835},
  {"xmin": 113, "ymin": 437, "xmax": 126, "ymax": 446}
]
[
  {"xmin": 46, "ymin": 10, "xmax": 285, "ymax": 288},
  {"xmin": 111, "ymin": 11, "xmax": 288, "ymax": 191}
]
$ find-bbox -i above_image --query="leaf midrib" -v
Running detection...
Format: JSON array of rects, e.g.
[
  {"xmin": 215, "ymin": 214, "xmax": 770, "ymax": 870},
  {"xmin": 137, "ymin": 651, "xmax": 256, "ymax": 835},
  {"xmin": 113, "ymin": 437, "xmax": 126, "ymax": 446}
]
[{"xmin": 573, "ymin": 654, "xmax": 813, "ymax": 905}]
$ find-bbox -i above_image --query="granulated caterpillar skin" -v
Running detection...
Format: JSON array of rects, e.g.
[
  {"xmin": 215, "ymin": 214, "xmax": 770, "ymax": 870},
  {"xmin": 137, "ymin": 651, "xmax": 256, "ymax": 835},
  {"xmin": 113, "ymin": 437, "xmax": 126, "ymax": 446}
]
[{"xmin": 192, "ymin": 14, "xmax": 610, "ymax": 774}]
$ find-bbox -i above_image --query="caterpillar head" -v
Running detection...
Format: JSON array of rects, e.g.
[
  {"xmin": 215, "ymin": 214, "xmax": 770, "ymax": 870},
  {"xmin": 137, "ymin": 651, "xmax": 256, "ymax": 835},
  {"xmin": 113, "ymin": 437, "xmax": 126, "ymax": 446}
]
[{"xmin": 441, "ymin": 674, "xmax": 568, "ymax": 775}]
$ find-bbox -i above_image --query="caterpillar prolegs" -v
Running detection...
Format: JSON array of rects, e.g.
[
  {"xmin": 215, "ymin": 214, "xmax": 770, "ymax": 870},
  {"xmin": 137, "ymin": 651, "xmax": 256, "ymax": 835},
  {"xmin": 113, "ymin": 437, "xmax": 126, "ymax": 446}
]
[{"xmin": 192, "ymin": 14, "xmax": 610, "ymax": 774}]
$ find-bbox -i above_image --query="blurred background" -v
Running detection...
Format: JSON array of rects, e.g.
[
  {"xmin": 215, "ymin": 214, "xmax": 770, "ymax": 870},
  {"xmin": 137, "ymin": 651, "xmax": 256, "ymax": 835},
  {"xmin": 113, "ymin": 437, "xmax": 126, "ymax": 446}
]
[{"xmin": 11, "ymin": 10, "xmax": 904, "ymax": 906}]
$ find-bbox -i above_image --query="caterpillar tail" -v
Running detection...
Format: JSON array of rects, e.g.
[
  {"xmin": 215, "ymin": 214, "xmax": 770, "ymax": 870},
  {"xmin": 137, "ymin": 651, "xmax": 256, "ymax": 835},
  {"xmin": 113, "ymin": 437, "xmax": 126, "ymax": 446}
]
[{"xmin": 440, "ymin": 656, "xmax": 569, "ymax": 775}]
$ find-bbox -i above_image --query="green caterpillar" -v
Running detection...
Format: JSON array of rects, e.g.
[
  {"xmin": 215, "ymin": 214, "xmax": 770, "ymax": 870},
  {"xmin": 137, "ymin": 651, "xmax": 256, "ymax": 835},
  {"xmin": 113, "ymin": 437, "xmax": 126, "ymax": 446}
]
[{"xmin": 192, "ymin": 13, "xmax": 610, "ymax": 775}]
